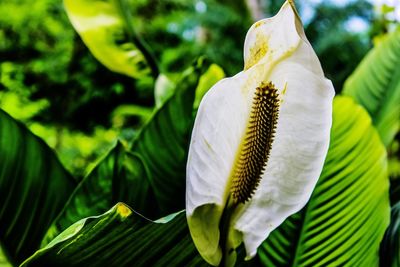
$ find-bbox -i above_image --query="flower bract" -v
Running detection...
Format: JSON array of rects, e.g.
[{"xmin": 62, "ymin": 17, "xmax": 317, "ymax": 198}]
[{"xmin": 186, "ymin": 1, "xmax": 335, "ymax": 265}]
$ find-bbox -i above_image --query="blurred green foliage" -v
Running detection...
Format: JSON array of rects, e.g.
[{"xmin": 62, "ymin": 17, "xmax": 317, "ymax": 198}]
[
  {"xmin": 304, "ymin": 0, "xmax": 373, "ymax": 91},
  {"xmin": 0, "ymin": 0, "xmax": 398, "ymax": 177}
]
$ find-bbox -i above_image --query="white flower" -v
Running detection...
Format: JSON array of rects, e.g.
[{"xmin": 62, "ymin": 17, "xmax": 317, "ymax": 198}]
[{"xmin": 186, "ymin": 1, "xmax": 335, "ymax": 266}]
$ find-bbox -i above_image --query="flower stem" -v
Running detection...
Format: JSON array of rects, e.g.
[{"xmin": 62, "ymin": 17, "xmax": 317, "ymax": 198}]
[{"xmin": 219, "ymin": 196, "xmax": 238, "ymax": 267}]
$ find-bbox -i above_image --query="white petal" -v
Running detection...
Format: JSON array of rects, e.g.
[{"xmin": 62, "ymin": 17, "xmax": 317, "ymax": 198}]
[
  {"xmin": 233, "ymin": 50, "xmax": 335, "ymax": 259},
  {"xmin": 186, "ymin": 0, "xmax": 335, "ymax": 263},
  {"xmin": 233, "ymin": 3, "xmax": 335, "ymax": 258},
  {"xmin": 186, "ymin": 69, "xmax": 265, "ymax": 265},
  {"xmin": 243, "ymin": 0, "xmax": 323, "ymax": 77}
]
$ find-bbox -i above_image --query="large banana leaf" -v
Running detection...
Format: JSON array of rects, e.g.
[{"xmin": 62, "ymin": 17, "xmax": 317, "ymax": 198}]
[
  {"xmin": 22, "ymin": 203, "xmax": 205, "ymax": 267},
  {"xmin": 40, "ymin": 59, "xmax": 210, "ymax": 246},
  {"xmin": 0, "ymin": 110, "xmax": 77, "ymax": 265},
  {"xmin": 258, "ymin": 96, "xmax": 390, "ymax": 266},
  {"xmin": 380, "ymin": 202, "xmax": 400, "ymax": 267},
  {"xmin": 64, "ymin": 0, "xmax": 158, "ymax": 78},
  {"xmin": 343, "ymin": 28, "xmax": 400, "ymax": 146}
]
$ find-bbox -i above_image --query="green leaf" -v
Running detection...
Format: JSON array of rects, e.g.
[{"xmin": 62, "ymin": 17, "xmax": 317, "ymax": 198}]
[
  {"xmin": 154, "ymin": 74, "xmax": 176, "ymax": 108},
  {"xmin": 129, "ymin": 58, "xmax": 210, "ymax": 214},
  {"xmin": 23, "ymin": 203, "xmax": 260, "ymax": 267},
  {"xmin": 380, "ymin": 202, "xmax": 400, "ymax": 267},
  {"xmin": 41, "ymin": 142, "xmax": 157, "ymax": 247},
  {"xmin": 194, "ymin": 63, "xmax": 225, "ymax": 110},
  {"xmin": 64, "ymin": 0, "xmax": 158, "ymax": 78},
  {"xmin": 41, "ymin": 59, "xmax": 211, "ymax": 246},
  {"xmin": 22, "ymin": 203, "xmax": 207, "ymax": 267},
  {"xmin": 0, "ymin": 245, "xmax": 12, "ymax": 267},
  {"xmin": 258, "ymin": 96, "xmax": 390, "ymax": 266},
  {"xmin": 0, "ymin": 109, "xmax": 77, "ymax": 265},
  {"xmin": 343, "ymin": 28, "xmax": 400, "ymax": 146}
]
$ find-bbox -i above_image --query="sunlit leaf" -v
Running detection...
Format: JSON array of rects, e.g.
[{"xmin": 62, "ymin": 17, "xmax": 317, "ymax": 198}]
[
  {"xmin": 0, "ymin": 109, "xmax": 77, "ymax": 265},
  {"xmin": 64, "ymin": 0, "xmax": 157, "ymax": 78},
  {"xmin": 0, "ymin": 246, "xmax": 12, "ymax": 267},
  {"xmin": 258, "ymin": 96, "xmax": 390, "ymax": 266},
  {"xmin": 193, "ymin": 63, "xmax": 225, "ymax": 110},
  {"xmin": 343, "ymin": 28, "xmax": 400, "ymax": 146},
  {"xmin": 154, "ymin": 74, "xmax": 176, "ymax": 108}
]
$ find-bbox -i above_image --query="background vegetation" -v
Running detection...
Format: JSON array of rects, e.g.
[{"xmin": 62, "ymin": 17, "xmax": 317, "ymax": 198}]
[
  {"xmin": 2, "ymin": 0, "xmax": 397, "ymax": 177},
  {"xmin": 0, "ymin": 0, "xmax": 399, "ymax": 266}
]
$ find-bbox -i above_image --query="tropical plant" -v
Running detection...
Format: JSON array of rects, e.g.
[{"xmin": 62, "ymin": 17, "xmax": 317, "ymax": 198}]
[{"xmin": 0, "ymin": 0, "xmax": 399, "ymax": 266}]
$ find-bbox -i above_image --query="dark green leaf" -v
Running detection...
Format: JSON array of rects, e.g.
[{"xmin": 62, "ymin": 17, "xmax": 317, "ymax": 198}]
[
  {"xmin": 41, "ymin": 142, "xmax": 157, "ymax": 247},
  {"xmin": 380, "ymin": 202, "xmax": 400, "ymax": 267},
  {"xmin": 0, "ymin": 109, "xmax": 77, "ymax": 265},
  {"xmin": 258, "ymin": 96, "xmax": 390, "ymax": 266},
  {"xmin": 22, "ymin": 203, "xmax": 207, "ymax": 267},
  {"xmin": 343, "ymin": 28, "xmax": 400, "ymax": 146},
  {"xmin": 390, "ymin": 176, "xmax": 400, "ymax": 205},
  {"xmin": 23, "ymin": 203, "xmax": 261, "ymax": 267},
  {"xmin": 129, "ymin": 58, "xmax": 209, "ymax": 214}
]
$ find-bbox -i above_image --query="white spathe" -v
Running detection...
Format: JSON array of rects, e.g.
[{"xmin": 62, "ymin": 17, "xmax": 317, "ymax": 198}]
[{"xmin": 186, "ymin": 1, "xmax": 335, "ymax": 266}]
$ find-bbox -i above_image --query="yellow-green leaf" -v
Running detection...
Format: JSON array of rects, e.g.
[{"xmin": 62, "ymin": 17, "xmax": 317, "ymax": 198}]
[
  {"xmin": 64, "ymin": 0, "xmax": 156, "ymax": 78},
  {"xmin": 258, "ymin": 96, "xmax": 390, "ymax": 266},
  {"xmin": 343, "ymin": 28, "xmax": 400, "ymax": 146}
]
